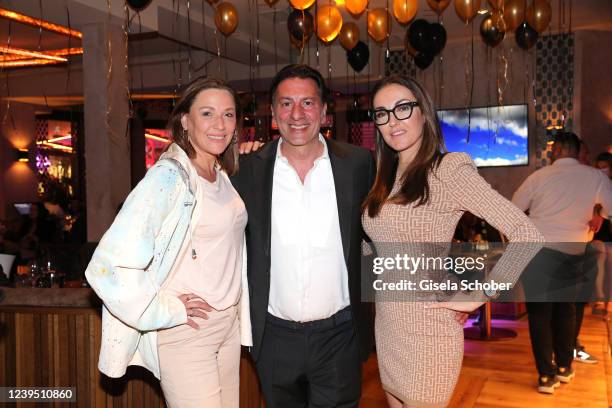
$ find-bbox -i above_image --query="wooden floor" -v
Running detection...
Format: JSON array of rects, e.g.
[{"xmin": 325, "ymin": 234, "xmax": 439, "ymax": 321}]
[{"xmin": 360, "ymin": 307, "xmax": 611, "ymax": 408}]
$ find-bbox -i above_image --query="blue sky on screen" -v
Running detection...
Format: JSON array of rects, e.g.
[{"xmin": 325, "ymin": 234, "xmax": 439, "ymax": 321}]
[{"xmin": 438, "ymin": 105, "xmax": 528, "ymax": 167}]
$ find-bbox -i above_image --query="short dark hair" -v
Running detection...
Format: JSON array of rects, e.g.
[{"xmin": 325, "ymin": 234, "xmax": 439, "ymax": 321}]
[
  {"xmin": 269, "ymin": 64, "xmax": 327, "ymax": 105},
  {"xmin": 167, "ymin": 76, "xmax": 240, "ymax": 176},
  {"xmin": 553, "ymin": 131, "xmax": 580, "ymax": 155}
]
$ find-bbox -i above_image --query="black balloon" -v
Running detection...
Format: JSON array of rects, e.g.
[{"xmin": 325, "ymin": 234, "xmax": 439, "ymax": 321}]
[
  {"xmin": 480, "ymin": 15, "xmax": 505, "ymax": 47},
  {"xmin": 287, "ymin": 9, "xmax": 314, "ymax": 43},
  {"xmin": 429, "ymin": 23, "xmax": 447, "ymax": 55},
  {"xmin": 515, "ymin": 21, "xmax": 538, "ymax": 50},
  {"xmin": 126, "ymin": 0, "xmax": 152, "ymax": 11},
  {"xmin": 408, "ymin": 19, "xmax": 432, "ymax": 53},
  {"xmin": 414, "ymin": 52, "xmax": 434, "ymax": 70},
  {"xmin": 347, "ymin": 41, "xmax": 369, "ymax": 72}
]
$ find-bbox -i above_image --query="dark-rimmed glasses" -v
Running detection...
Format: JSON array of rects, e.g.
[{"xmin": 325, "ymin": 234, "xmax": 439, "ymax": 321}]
[{"xmin": 371, "ymin": 101, "xmax": 419, "ymax": 126}]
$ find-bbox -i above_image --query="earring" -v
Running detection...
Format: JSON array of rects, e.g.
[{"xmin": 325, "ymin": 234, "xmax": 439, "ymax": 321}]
[{"xmin": 232, "ymin": 131, "xmax": 238, "ymax": 144}]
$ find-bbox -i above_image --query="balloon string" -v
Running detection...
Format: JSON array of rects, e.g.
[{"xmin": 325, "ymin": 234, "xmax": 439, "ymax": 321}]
[
  {"xmin": 467, "ymin": 20, "xmax": 475, "ymax": 144},
  {"xmin": 327, "ymin": 44, "xmax": 332, "ymax": 84},
  {"xmin": 123, "ymin": 2, "xmax": 132, "ymax": 144},
  {"xmin": 315, "ymin": 4, "xmax": 319, "ymax": 69},
  {"xmin": 105, "ymin": 0, "xmax": 122, "ymax": 147},
  {"xmin": 186, "ymin": 0, "xmax": 192, "ymax": 81},
  {"xmin": 224, "ymin": 37, "xmax": 228, "ymax": 79},
  {"xmin": 213, "ymin": 2, "xmax": 221, "ymax": 75},
  {"xmin": 300, "ymin": 9, "xmax": 306, "ymax": 63},
  {"xmin": 385, "ymin": 0, "xmax": 390, "ymax": 66},
  {"xmin": 248, "ymin": 0, "xmax": 253, "ymax": 89},
  {"xmin": 256, "ymin": 0, "xmax": 260, "ymax": 77},
  {"xmin": 201, "ymin": 0, "xmax": 207, "ymax": 77},
  {"xmin": 273, "ymin": 5, "xmax": 278, "ymax": 73}
]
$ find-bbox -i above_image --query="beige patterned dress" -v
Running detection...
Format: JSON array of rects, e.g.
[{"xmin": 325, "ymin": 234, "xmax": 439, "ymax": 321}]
[{"xmin": 362, "ymin": 153, "xmax": 543, "ymax": 407}]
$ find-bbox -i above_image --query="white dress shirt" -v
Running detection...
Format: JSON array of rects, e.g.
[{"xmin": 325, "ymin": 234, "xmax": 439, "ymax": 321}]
[
  {"xmin": 268, "ymin": 134, "xmax": 350, "ymax": 322},
  {"xmin": 512, "ymin": 158, "xmax": 612, "ymax": 252}
]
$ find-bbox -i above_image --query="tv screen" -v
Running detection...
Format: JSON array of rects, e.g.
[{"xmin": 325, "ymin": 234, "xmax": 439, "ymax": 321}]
[{"xmin": 437, "ymin": 104, "xmax": 528, "ymax": 167}]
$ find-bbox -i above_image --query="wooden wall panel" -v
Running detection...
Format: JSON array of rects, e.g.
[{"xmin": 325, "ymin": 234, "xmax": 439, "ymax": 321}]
[{"xmin": 0, "ymin": 307, "xmax": 264, "ymax": 408}]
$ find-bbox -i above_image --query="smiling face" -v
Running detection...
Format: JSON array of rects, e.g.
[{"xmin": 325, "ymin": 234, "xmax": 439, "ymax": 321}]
[
  {"xmin": 180, "ymin": 88, "xmax": 237, "ymax": 160},
  {"xmin": 271, "ymin": 77, "xmax": 326, "ymax": 148},
  {"xmin": 373, "ymin": 83, "xmax": 425, "ymax": 163}
]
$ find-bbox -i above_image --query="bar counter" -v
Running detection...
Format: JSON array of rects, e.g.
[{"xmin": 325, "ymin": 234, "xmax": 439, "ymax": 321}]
[{"xmin": 0, "ymin": 288, "xmax": 263, "ymax": 407}]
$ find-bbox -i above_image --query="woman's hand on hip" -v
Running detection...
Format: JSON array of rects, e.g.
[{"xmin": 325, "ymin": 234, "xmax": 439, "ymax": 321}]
[
  {"xmin": 425, "ymin": 301, "xmax": 485, "ymax": 314},
  {"xmin": 178, "ymin": 293, "xmax": 216, "ymax": 329}
]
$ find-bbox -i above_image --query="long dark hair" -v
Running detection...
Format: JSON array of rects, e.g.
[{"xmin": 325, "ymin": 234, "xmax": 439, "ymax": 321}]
[
  {"xmin": 362, "ymin": 75, "xmax": 446, "ymax": 218},
  {"xmin": 167, "ymin": 76, "xmax": 241, "ymax": 176}
]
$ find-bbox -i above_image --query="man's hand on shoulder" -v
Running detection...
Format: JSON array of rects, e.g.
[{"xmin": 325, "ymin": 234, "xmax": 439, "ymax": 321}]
[{"xmin": 239, "ymin": 140, "xmax": 265, "ymax": 155}]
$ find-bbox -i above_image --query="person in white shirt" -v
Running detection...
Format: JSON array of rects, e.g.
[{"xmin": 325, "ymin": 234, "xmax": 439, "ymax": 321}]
[
  {"xmin": 232, "ymin": 65, "xmax": 375, "ymax": 408},
  {"xmin": 512, "ymin": 131, "xmax": 612, "ymax": 394}
]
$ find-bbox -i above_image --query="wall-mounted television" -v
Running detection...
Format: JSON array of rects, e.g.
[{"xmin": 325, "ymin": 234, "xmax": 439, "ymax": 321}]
[{"xmin": 437, "ymin": 104, "xmax": 528, "ymax": 167}]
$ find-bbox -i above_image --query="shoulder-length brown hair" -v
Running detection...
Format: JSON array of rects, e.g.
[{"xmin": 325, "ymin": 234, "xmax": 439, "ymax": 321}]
[
  {"xmin": 362, "ymin": 75, "xmax": 446, "ymax": 218},
  {"xmin": 167, "ymin": 76, "xmax": 241, "ymax": 176}
]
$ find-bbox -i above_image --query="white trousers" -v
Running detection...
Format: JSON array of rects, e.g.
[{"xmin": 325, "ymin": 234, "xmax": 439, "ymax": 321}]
[{"xmin": 158, "ymin": 305, "xmax": 240, "ymax": 408}]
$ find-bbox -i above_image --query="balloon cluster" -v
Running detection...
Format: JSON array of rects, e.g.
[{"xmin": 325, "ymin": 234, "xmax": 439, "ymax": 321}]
[
  {"xmin": 406, "ymin": 19, "xmax": 447, "ymax": 69},
  {"xmin": 479, "ymin": 0, "xmax": 552, "ymax": 50}
]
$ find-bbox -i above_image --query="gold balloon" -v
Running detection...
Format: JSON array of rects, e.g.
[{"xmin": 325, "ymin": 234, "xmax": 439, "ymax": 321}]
[
  {"xmin": 426, "ymin": 0, "xmax": 451, "ymax": 15},
  {"xmin": 346, "ymin": 0, "xmax": 368, "ymax": 16},
  {"xmin": 526, "ymin": 0, "xmax": 552, "ymax": 33},
  {"xmin": 491, "ymin": 9, "xmax": 507, "ymax": 32},
  {"xmin": 214, "ymin": 2, "xmax": 239, "ymax": 36},
  {"xmin": 503, "ymin": 0, "xmax": 525, "ymax": 32},
  {"xmin": 487, "ymin": 0, "xmax": 504, "ymax": 9},
  {"xmin": 264, "ymin": 0, "xmax": 280, "ymax": 6},
  {"xmin": 367, "ymin": 8, "xmax": 390, "ymax": 43},
  {"xmin": 289, "ymin": 0, "xmax": 315, "ymax": 11},
  {"xmin": 393, "ymin": 0, "xmax": 418, "ymax": 24},
  {"xmin": 316, "ymin": 5, "xmax": 343, "ymax": 43},
  {"xmin": 454, "ymin": 0, "xmax": 481, "ymax": 24},
  {"xmin": 339, "ymin": 22, "xmax": 359, "ymax": 50}
]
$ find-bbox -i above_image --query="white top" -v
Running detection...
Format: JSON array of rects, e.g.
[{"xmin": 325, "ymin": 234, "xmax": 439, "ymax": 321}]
[
  {"xmin": 165, "ymin": 169, "xmax": 248, "ymax": 311},
  {"xmin": 268, "ymin": 134, "xmax": 350, "ymax": 322},
  {"xmin": 512, "ymin": 158, "xmax": 612, "ymax": 249}
]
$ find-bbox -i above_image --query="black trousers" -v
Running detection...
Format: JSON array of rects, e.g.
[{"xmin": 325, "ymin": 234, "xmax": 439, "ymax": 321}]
[
  {"xmin": 255, "ymin": 308, "xmax": 361, "ymax": 408},
  {"xmin": 526, "ymin": 301, "xmax": 576, "ymax": 377},
  {"xmin": 524, "ymin": 248, "xmax": 584, "ymax": 377}
]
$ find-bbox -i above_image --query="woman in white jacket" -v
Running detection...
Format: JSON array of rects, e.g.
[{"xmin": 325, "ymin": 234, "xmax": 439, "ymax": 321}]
[{"xmin": 85, "ymin": 77, "xmax": 252, "ymax": 408}]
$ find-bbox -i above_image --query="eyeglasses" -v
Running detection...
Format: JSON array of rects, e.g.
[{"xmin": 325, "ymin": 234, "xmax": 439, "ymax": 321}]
[{"xmin": 371, "ymin": 101, "xmax": 419, "ymax": 125}]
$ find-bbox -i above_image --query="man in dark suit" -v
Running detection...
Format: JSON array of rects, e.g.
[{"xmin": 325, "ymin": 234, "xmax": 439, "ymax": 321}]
[{"xmin": 232, "ymin": 65, "xmax": 375, "ymax": 407}]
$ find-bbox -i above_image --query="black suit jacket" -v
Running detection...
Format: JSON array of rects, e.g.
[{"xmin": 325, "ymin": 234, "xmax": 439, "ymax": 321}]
[{"xmin": 231, "ymin": 137, "xmax": 376, "ymax": 362}]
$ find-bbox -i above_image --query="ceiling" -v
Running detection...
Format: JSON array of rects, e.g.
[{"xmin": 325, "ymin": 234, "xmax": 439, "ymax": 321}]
[{"xmin": 0, "ymin": 0, "xmax": 611, "ymax": 99}]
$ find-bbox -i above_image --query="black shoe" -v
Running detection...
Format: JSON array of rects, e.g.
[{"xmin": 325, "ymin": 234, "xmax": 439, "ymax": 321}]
[
  {"xmin": 538, "ymin": 375, "xmax": 560, "ymax": 394},
  {"xmin": 574, "ymin": 348, "xmax": 598, "ymax": 364},
  {"xmin": 556, "ymin": 366, "xmax": 575, "ymax": 383}
]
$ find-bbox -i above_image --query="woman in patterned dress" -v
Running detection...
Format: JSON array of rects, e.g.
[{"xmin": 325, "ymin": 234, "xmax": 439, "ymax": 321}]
[{"xmin": 361, "ymin": 75, "xmax": 543, "ymax": 407}]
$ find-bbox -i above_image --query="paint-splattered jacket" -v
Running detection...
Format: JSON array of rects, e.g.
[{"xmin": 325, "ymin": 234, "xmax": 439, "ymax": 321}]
[{"xmin": 85, "ymin": 143, "xmax": 252, "ymax": 379}]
